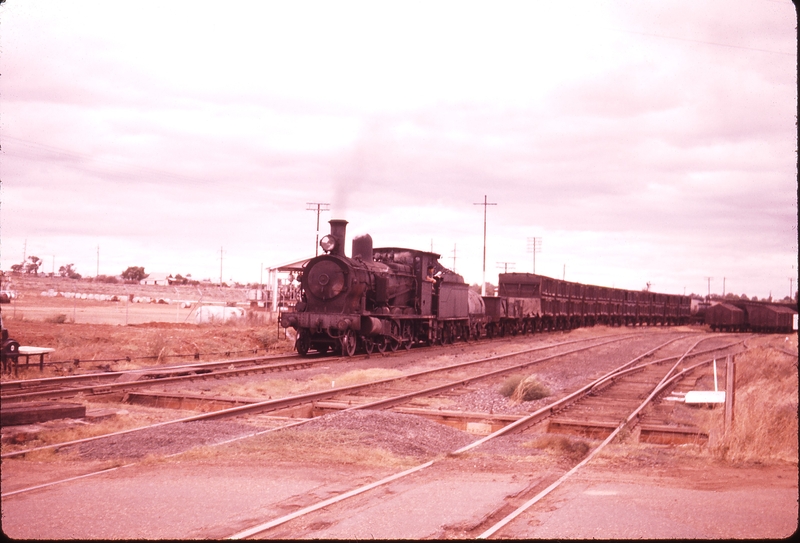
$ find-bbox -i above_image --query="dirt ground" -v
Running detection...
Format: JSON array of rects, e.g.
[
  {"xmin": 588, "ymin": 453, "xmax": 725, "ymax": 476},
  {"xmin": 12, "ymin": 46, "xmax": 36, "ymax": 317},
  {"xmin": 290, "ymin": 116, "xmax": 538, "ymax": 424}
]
[{"xmin": 1, "ymin": 284, "xmax": 797, "ymax": 539}]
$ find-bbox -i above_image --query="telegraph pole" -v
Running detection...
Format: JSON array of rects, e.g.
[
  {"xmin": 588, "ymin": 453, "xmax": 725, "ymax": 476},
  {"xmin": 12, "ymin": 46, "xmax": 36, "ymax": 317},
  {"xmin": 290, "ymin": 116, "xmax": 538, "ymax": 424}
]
[
  {"xmin": 306, "ymin": 203, "xmax": 330, "ymax": 256},
  {"xmin": 704, "ymin": 276, "xmax": 713, "ymax": 300},
  {"xmin": 527, "ymin": 237, "xmax": 541, "ymax": 274},
  {"xmin": 450, "ymin": 244, "xmax": 457, "ymax": 273},
  {"xmin": 496, "ymin": 261, "xmax": 515, "ymax": 273},
  {"xmin": 473, "ymin": 195, "xmax": 497, "ymax": 296}
]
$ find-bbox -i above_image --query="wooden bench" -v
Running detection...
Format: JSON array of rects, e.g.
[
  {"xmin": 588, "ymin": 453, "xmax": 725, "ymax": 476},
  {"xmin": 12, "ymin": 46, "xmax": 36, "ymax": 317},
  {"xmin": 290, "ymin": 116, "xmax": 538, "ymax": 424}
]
[{"xmin": 13, "ymin": 346, "xmax": 56, "ymax": 375}]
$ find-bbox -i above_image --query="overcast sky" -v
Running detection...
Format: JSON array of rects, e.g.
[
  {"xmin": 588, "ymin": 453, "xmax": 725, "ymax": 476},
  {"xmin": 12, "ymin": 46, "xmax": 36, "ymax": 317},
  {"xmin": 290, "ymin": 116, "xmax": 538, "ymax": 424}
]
[{"xmin": 1, "ymin": 0, "xmax": 797, "ymax": 299}]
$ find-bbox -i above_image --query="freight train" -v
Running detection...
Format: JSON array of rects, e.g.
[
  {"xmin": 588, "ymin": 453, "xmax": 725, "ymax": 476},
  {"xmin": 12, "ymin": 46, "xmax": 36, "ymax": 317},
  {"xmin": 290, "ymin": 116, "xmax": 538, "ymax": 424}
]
[
  {"xmin": 704, "ymin": 300, "xmax": 798, "ymax": 333},
  {"xmin": 279, "ymin": 220, "xmax": 691, "ymax": 356}
]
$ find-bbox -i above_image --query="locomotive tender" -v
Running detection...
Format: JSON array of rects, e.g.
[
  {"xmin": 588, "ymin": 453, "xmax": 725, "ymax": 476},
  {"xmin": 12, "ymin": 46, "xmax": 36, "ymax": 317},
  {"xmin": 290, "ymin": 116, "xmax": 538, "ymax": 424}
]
[{"xmin": 279, "ymin": 220, "xmax": 692, "ymax": 356}]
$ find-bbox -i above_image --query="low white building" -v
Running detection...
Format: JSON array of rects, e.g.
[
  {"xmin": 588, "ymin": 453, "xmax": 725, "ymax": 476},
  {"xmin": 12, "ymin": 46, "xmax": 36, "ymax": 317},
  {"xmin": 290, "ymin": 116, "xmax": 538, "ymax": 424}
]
[{"xmin": 140, "ymin": 272, "xmax": 171, "ymax": 286}]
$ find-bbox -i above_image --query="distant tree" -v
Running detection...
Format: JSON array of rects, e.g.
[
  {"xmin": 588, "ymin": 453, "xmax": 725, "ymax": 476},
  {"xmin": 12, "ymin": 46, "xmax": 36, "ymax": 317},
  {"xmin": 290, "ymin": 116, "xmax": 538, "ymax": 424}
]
[
  {"xmin": 58, "ymin": 264, "xmax": 82, "ymax": 280},
  {"xmin": 94, "ymin": 274, "xmax": 118, "ymax": 284},
  {"xmin": 24, "ymin": 256, "xmax": 42, "ymax": 275},
  {"xmin": 10, "ymin": 263, "xmax": 24, "ymax": 274},
  {"xmin": 171, "ymin": 274, "xmax": 190, "ymax": 285},
  {"xmin": 469, "ymin": 283, "xmax": 496, "ymax": 296},
  {"xmin": 121, "ymin": 266, "xmax": 148, "ymax": 283}
]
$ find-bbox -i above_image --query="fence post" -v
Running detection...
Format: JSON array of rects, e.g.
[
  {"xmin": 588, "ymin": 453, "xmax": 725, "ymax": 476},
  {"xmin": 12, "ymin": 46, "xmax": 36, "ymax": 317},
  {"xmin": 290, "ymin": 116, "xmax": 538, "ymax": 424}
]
[{"xmin": 724, "ymin": 354, "xmax": 735, "ymax": 431}]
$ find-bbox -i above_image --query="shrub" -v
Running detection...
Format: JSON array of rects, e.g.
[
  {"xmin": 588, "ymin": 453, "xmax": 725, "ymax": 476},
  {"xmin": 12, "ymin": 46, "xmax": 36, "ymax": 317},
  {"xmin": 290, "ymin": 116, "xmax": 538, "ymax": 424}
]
[
  {"xmin": 46, "ymin": 314, "xmax": 68, "ymax": 324},
  {"xmin": 527, "ymin": 434, "xmax": 591, "ymax": 460},
  {"xmin": 499, "ymin": 375, "xmax": 524, "ymax": 397}
]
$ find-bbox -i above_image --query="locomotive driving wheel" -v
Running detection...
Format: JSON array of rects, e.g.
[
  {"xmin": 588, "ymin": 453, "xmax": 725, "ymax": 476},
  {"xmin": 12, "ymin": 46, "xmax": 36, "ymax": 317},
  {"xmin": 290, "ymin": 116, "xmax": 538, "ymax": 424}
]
[
  {"xmin": 402, "ymin": 324, "xmax": 413, "ymax": 350},
  {"xmin": 389, "ymin": 320, "xmax": 401, "ymax": 352},
  {"xmin": 377, "ymin": 336, "xmax": 389, "ymax": 353},
  {"xmin": 363, "ymin": 337, "xmax": 375, "ymax": 355},
  {"xmin": 296, "ymin": 329, "xmax": 311, "ymax": 356},
  {"xmin": 340, "ymin": 330, "xmax": 356, "ymax": 357}
]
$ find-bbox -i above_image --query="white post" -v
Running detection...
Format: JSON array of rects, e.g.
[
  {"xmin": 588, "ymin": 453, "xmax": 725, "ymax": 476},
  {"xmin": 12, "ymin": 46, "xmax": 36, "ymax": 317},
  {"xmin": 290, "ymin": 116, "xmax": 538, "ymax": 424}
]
[{"xmin": 713, "ymin": 359, "xmax": 718, "ymax": 391}]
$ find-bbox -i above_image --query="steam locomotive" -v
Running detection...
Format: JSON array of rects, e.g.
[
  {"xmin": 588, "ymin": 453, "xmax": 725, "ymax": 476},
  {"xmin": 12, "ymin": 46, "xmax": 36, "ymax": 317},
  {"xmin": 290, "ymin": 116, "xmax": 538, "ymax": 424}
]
[{"xmin": 279, "ymin": 220, "xmax": 692, "ymax": 356}]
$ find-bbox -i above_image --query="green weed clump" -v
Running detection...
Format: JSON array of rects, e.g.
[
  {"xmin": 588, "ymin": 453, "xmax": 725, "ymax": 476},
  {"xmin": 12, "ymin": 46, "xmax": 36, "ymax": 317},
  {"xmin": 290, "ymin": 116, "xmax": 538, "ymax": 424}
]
[{"xmin": 499, "ymin": 375, "xmax": 550, "ymax": 402}]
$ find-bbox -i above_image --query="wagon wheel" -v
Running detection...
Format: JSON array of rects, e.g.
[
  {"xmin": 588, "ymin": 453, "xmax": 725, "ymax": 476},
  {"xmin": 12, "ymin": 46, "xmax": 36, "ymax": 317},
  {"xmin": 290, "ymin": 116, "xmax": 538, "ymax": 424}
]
[
  {"xmin": 363, "ymin": 337, "xmax": 375, "ymax": 355},
  {"xmin": 340, "ymin": 330, "xmax": 356, "ymax": 357},
  {"xmin": 296, "ymin": 329, "xmax": 311, "ymax": 356},
  {"xmin": 442, "ymin": 323, "xmax": 453, "ymax": 344}
]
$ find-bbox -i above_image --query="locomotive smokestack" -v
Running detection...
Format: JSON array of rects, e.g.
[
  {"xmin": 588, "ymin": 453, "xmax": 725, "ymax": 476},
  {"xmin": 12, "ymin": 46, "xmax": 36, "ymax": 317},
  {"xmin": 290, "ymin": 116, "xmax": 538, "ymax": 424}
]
[{"xmin": 328, "ymin": 219, "xmax": 348, "ymax": 257}]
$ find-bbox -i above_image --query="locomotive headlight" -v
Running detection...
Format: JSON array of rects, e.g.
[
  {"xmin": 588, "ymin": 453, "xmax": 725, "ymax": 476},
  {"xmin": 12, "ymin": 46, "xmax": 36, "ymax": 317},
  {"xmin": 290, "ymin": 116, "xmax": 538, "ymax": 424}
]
[{"xmin": 320, "ymin": 235, "xmax": 337, "ymax": 253}]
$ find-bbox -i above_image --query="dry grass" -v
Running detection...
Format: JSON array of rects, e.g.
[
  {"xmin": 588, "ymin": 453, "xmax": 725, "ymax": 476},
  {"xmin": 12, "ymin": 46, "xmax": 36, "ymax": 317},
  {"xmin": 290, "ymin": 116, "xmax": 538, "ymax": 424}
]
[
  {"xmin": 214, "ymin": 368, "xmax": 405, "ymax": 399},
  {"xmin": 0, "ymin": 403, "xmax": 192, "ymax": 459},
  {"xmin": 190, "ymin": 427, "xmax": 419, "ymax": 468},
  {"xmin": 705, "ymin": 345, "xmax": 798, "ymax": 464},
  {"xmin": 498, "ymin": 374, "xmax": 551, "ymax": 403},
  {"xmin": 0, "ymin": 320, "xmax": 296, "ymax": 379},
  {"xmin": 524, "ymin": 434, "xmax": 591, "ymax": 461}
]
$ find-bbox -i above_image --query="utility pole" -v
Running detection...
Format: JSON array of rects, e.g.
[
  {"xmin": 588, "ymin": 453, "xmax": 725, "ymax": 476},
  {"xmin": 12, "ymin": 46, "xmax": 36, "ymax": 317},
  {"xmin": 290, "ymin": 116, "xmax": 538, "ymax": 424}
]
[
  {"xmin": 450, "ymin": 244, "xmax": 457, "ymax": 273},
  {"xmin": 790, "ymin": 277, "xmax": 794, "ymax": 300},
  {"xmin": 563, "ymin": 264, "xmax": 566, "ymax": 281},
  {"xmin": 527, "ymin": 237, "xmax": 542, "ymax": 274},
  {"xmin": 473, "ymin": 195, "xmax": 497, "ymax": 296},
  {"xmin": 704, "ymin": 276, "xmax": 713, "ymax": 300},
  {"xmin": 220, "ymin": 246, "xmax": 224, "ymax": 285},
  {"xmin": 96, "ymin": 245, "xmax": 100, "ymax": 277},
  {"xmin": 723, "ymin": 277, "xmax": 726, "ymax": 297},
  {"xmin": 306, "ymin": 203, "xmax": 330, "ymax": 256}
]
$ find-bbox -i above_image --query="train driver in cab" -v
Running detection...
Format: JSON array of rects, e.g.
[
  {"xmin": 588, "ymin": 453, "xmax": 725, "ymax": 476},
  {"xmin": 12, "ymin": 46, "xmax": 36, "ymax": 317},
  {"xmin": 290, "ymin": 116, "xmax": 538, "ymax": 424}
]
[{"xmin": 425, "ymin": 265, "xmax": 436, "ymax": 285}]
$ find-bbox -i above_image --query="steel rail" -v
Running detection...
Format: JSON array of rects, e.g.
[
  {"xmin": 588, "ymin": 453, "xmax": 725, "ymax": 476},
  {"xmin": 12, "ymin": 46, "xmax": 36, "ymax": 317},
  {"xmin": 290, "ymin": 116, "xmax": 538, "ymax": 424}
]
[
  {"xmin": 0, "ymin": 356, "xmax": 317, "ymax": 403},
  {"xmin": 0, "ymin": 353, "xmax": 303, "ymax": 393},
  {"xmin": 1, "ymin": 332, "xmax": 639, "ymax": 460}
]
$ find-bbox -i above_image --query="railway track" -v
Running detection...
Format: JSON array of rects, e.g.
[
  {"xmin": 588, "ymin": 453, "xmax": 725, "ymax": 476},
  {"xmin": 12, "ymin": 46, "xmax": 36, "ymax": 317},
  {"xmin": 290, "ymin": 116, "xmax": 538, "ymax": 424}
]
[
  {"xmin": 2, "ymin": 331, "xmax": 747, "ymax": 538},
  {"xmin": 0, "ymin": 353, "xmax": 317, "ymax": 402},
  {"xmin": 223, "ymin": 334, "xmax": 745, "ymax": 539},
  {"xmin": 1, "ymin": 331, "xmax": 643, "ymax": 463}
]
